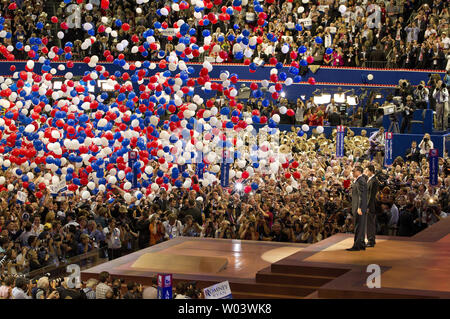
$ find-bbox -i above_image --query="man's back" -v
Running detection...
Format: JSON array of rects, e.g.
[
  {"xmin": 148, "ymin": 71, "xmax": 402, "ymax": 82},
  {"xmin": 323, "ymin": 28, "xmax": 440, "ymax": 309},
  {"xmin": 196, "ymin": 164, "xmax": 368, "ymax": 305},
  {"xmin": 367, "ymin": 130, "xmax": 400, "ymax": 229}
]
[{"xmin": 95, "ymin": 282, "xmax": 112, "ymax": 299}]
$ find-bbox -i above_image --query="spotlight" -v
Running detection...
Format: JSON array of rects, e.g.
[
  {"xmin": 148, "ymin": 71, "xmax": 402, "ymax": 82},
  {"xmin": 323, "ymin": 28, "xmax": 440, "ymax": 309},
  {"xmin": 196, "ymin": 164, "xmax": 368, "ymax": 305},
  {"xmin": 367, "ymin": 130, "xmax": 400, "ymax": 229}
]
[{"xmin": 235, "ymin": 183, "xmax": 243, "ymax": 191}]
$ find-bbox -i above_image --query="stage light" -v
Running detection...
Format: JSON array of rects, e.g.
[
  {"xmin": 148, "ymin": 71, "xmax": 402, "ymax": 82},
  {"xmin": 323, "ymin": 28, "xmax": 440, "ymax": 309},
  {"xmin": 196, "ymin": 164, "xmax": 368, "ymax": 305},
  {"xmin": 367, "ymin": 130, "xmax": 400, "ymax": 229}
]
[
  {"xmin": 87, "ymin": 83, "xmax": 95, "ymax": 93},
  {"xmin": 334, "ymin": 93, "xmax": 346, "ymax": 103},
  {"xmin": 281, "ymin": 91, "xmax": 286, "ymax": 98},
  {"xmin": 52, "ymin": 81, "xmax": 62, "ymax": 90},
  {"xmin": 99, "ymin": 80, "xmax": 115, "ymax": 92},
  {"xmin": 346, "ymin": 95, "xmax": 359, "ymax": 106}
]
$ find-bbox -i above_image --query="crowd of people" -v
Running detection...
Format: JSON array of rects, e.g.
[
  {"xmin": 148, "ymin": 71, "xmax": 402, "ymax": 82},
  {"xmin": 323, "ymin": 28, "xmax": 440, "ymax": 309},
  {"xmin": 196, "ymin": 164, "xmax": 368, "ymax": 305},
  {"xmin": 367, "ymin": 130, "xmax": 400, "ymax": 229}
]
[
  {"xmin": 1, "ymin": 0, "xmax": 449, "ymax": 70},
  {"xmin": 0, "ymin": 0, "xmax": 449, "ymax": 301},
  {"xmin": 1, "ymin": 126, "xmax": 448, "ymax": 280},
  {"xmin": 0, "ymin": 270, "xmax": 203, "ymax": 299}
]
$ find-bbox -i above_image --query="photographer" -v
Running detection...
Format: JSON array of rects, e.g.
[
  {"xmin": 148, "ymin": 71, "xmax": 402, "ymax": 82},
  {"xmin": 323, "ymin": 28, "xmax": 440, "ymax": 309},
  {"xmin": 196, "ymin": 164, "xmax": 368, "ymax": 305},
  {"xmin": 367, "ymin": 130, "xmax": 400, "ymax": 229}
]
[
  {"xmin": 419, "ymin": 133, "xmax": 434, "ymax": 159},
  {"xmin": 400, "ymin": 95, "xmax": 416, "ymax": 133},
  {"xmin": 240, "ymin": 220, "xmax": 259, "ymax": 241},
  {"xmin": 433, "ymin": 80, "xmax": 449, "ymax": 131},
  {"xmin": 396, "ymin": 79, "xmax": 413, "ymax": 104},
  {"xmin": 413, "ymin": 81, "xmax": 429, "ymax": 109}
]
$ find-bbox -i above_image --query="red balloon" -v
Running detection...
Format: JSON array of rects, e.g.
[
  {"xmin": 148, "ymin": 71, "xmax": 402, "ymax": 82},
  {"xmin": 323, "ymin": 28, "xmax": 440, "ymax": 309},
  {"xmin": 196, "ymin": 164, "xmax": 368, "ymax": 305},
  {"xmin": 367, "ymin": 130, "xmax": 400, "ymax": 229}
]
[
  {"xmin": 286, "ymin": 109, "xmax": 295, "ymax": 116},
  {"xmin": 242, "ymin": 171, "xmax": 249, "ymax": 179},
  {"xmin": 244, "ymin": 186, "xmax": 252, "ymax": 194},
  {"xmin": 101, "ymin": 0, "xmax": 110, "ymax": 10},
  {"xmin": 308, "ymin": 77, "xmax": 316, "ymax": 85}
]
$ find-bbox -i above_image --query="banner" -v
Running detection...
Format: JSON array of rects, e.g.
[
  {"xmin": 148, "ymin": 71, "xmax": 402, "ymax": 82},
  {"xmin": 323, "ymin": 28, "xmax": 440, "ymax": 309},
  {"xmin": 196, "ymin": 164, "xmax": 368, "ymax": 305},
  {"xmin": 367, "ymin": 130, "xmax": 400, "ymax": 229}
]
[
  {"xmin": 160, "ymin": 28, "xmax": 177, "ymax": 36},
  {"xmin": 336, "ymin": 125, "xmax": 345, "ymax": 158},
  {"xmin": 384, "ymin": 132, "xmax": 393, "ymax": 167},
  {"xmin": 157, "ymin": 274, "xmax": 172, "ymax": 299},
  {"xmin": 128, "ymin": 151, "xmax": 138, "ymax": 189},
  {"xmin": 429, "ymin": 149, "xmax": 438, "ymax": 186},
  {"xmin": 203, "ymin": 281, "xmax": 232, "ymax": 299},
  {"xmin": 298, "ymin": 18, "xmax": 312, "ymax": 27}
]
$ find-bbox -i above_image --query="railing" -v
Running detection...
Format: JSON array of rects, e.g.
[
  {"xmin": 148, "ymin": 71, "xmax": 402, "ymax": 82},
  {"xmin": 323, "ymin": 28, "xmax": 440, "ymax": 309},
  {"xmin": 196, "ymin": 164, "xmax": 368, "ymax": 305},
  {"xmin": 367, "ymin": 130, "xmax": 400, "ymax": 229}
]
[
  {"xmin": 362, "ymin": 61, "xmax": 389, "ymax": 68},
  {"xmin": 27, "ymin": 249, "xmax": 104, "ymax": 279}
]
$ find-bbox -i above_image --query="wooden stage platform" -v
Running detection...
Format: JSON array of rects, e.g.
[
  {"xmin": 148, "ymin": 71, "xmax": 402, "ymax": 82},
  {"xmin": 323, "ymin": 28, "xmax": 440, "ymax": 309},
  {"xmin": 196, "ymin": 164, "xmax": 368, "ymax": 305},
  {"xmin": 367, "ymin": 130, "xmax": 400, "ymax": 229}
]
[{"xmin": 82, "ymin": 217, "xmax": 450, "ymax": 299}]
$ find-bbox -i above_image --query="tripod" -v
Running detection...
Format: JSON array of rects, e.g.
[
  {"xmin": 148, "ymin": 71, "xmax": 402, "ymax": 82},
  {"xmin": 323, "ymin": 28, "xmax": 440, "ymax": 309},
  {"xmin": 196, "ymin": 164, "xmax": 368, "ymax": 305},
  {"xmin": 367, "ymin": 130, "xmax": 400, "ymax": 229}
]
[{"xmin": 388, "ymin": 115, "xmax": 400, "ymax": 133}]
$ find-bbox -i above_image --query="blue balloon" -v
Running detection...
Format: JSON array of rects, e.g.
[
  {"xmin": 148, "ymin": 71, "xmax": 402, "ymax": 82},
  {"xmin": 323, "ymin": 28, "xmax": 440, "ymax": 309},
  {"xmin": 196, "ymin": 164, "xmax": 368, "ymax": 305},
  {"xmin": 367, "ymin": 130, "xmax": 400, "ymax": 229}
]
[
  {"xmin": 295, "ymin": 24, "xmax": 303, "ymax": 31},
  {"xmin": 315, "ymin": 36, "xmax": 323, "ymax": 44},
  {"xmin": 251, "ymin": 182, "xmax": 259, "ymax": 190},
  {"xmin": 202, "ymin": 30, "xmax": 210, "ymax": 37},
  {"xmin": 298, "ymin": 45, "xmax": 307, "ymax": 54},
  {"xmin": 220, "ymin": 107, "xmax": 230, "ymax": 116},
  {"xmin": 326, "ymin": 48, "xmax": 333, "ymax": 55}
]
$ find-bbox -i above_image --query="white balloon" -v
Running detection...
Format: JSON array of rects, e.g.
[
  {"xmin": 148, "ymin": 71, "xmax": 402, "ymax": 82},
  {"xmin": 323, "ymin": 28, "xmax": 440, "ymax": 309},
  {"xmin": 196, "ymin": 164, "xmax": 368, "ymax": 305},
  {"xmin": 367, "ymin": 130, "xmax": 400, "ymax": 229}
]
[
  {"xmin": 302, "ymin": 124, "xmax": 310, "ymax": 132},
  {"xmin": 367, "ymin": 74, "xmax": 374, "ymax": 81},
  {"xmin": 339, "ymin": 5, "xmax": 347, "ymax": 14},
  {"xmin": 316, "ymin": 126, "xmax": 324, "ymax": 134},
  {"xmin": 81, "ymin": 191, "xmax": 90, "ymax": 200}
]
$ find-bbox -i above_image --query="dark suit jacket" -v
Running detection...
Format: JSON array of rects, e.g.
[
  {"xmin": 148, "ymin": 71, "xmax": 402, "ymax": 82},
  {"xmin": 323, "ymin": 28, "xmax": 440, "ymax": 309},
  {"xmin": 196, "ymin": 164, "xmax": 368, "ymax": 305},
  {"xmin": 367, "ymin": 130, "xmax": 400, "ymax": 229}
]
[
  {"xmin": 405, "ymin": 147, "xmax": 421, "ymax": 162},
  {"xmin": 352, "ymin": 175, "xmax": 368, "ymax": 215},
  {"xmin": 367, "ymin": 175, "xmax": 379, "ymax": 213}
]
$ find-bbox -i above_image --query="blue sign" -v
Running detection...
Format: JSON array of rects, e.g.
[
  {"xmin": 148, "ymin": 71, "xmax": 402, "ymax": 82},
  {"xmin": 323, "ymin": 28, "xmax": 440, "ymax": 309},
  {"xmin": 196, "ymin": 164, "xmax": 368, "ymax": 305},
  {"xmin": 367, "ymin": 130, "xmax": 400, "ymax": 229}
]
[
  {"xmin": 220, "ymin": 163, "xmax": 230, "ymax": 188},
  {"xmin": 429, "ymin": 149, "xmax": 439, "ymax": 186},
  {"xmin": 157, "ymin": 274, "xmax": 172, "ymax": 299},
  {"xmin": 384, "ymin": 132, "xmax": 393, "ymax": 167},
  {"xmin": 336, "ymin": 125, "xmax": 345, "ymax": 158},
  {"xmin": 195, "ymin": 151, "xmax": 204, "ymax": 179},
  {"xmin": 128, "ymin": 151, "xmax": 138, "ymax": 189}
]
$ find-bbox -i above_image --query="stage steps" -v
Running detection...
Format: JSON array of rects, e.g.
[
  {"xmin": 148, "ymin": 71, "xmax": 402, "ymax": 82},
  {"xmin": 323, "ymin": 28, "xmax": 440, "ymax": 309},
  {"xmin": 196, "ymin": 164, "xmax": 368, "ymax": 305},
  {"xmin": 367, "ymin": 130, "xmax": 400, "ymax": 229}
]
[{"xmin": 230, "ymin": 265, "xmax": 348, "ymax": 299}]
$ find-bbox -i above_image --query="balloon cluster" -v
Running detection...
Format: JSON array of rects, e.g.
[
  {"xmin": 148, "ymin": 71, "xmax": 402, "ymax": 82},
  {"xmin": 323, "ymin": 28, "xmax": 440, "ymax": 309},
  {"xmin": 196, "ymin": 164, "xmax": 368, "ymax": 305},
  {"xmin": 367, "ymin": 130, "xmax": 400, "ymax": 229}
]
[{"xmin": 0, "ymin": 0, "xmax": 335, "ymax": 203}]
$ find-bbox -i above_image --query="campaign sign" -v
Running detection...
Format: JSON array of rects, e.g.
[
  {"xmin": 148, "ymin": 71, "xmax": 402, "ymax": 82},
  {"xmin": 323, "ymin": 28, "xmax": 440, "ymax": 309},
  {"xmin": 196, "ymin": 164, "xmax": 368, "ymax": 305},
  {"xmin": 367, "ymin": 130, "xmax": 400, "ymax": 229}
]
[
  {"xmin": 157, "ymin": 274, "xmax": 172, "ymax": 299},
  {"xmin": 203, "ymin": 281, "xmax": 232, "ymax": 299},
  {"xmin": 220, "ymin": 162, "xmax": 230, "ymax": 188},
  {"xmin": 384, "ymin": 132, "xmax": 393, "ymax": 167},
  {"xmin": 336, "ymin": 125, "xmax": 345, "ymax": 158},
  {"xmin": 429, "ymin": 149, "xmax": 439, "ymax": 186},
  {"xmin": 128, "ymin": 151, "xmax": 138, "ymax": 189}
]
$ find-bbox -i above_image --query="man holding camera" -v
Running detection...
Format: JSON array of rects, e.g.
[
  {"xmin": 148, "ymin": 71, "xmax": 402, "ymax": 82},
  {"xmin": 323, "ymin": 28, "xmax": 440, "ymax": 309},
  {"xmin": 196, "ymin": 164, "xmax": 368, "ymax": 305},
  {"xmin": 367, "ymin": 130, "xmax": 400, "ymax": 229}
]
[
  {"xmin": 400, "ymin": 95, "xmax": 416, "ymax": 133},
  {"xmin": 413, "ymin": 81, "xmax": 429, "ymax": 109},
  {"xmin": 433, "ymin": 80, "xmax": 449, "ymax": 131}
]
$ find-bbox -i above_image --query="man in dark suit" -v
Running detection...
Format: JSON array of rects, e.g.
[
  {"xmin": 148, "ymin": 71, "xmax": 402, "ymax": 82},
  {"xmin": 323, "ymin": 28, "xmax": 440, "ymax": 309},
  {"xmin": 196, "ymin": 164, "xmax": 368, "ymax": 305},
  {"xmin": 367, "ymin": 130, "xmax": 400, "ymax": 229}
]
[
  {"xmin": 347, "ymin": 166, "xmax": 368, "ymax": 251},
  {"xmin": 365, "ymin": 165, "xmax": 379, "ymax": 247},
  {"xmin": 405, "ymin": 141, "xmax": 421, "ymax": 163}
]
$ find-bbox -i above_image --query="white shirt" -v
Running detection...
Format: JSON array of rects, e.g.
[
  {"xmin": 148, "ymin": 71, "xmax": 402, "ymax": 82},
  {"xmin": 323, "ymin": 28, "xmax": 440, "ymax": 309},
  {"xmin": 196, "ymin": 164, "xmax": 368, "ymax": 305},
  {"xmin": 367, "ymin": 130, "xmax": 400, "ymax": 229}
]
[{"xmin": 103, "ymin": 227, "xmax": 121, "ymax": 249}]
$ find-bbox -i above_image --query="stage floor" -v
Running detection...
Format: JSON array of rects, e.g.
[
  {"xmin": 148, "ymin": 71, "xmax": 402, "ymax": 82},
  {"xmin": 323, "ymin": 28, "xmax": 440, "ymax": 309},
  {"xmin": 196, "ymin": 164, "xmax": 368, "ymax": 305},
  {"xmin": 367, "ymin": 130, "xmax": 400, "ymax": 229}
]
[
  {"xmin": 82, "ymin": 218, "xmax": 450, "ymax": 298},
  {"xmin": 82, "ymin": 238, "xmax": 307, "ymax": 284}
]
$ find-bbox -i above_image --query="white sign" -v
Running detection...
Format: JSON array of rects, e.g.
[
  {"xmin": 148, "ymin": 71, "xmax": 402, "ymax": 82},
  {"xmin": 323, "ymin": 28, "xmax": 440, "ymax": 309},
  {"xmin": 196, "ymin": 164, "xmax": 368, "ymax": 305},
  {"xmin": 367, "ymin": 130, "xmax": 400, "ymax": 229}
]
[
  {"xmin": 160, "ymin": 28, "xmax": 177, "ymax": 37},
  {"xmin": 298, "ymin": 18, "xmax": 312, "ymax": 27},
  {"xmin": 17, "ymin": 191, "xmax": 27, "ymax": 203},
  {"xmin": 203, "ymin": 281, "xmax": 232, "ymax": 299},
  {"xmin": 318, "ymin": 5, "xmax": 329, "ymax": 12},
  {"xmin": 49, "ymin": 180, "xmax": 67, "ymax": 195}
]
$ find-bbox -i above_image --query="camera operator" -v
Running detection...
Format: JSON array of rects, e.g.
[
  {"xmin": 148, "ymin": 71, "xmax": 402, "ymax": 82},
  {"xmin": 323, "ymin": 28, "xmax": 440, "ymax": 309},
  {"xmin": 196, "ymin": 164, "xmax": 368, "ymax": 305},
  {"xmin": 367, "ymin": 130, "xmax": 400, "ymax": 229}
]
[
  {"xmin": 368, "ymin": 127, "xmax": 385, "ymax": 166},
  {"xmin": 396, "ymin": 79, "xmax": 413, "ymax": 104},
  {"xmin": 419, "ymin": 133, "xmax": 434, "ymax": 159},
  {"xmin": 413, "ymin": 81, "xmax": 429, "ymax": 109},
  {"xmin": 433, "ymin": 80, "xmax": 449, "ymax": 131},
  {"xmin": 400, "ymin": 95, "xmax": 416, "ymax": 133}
]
